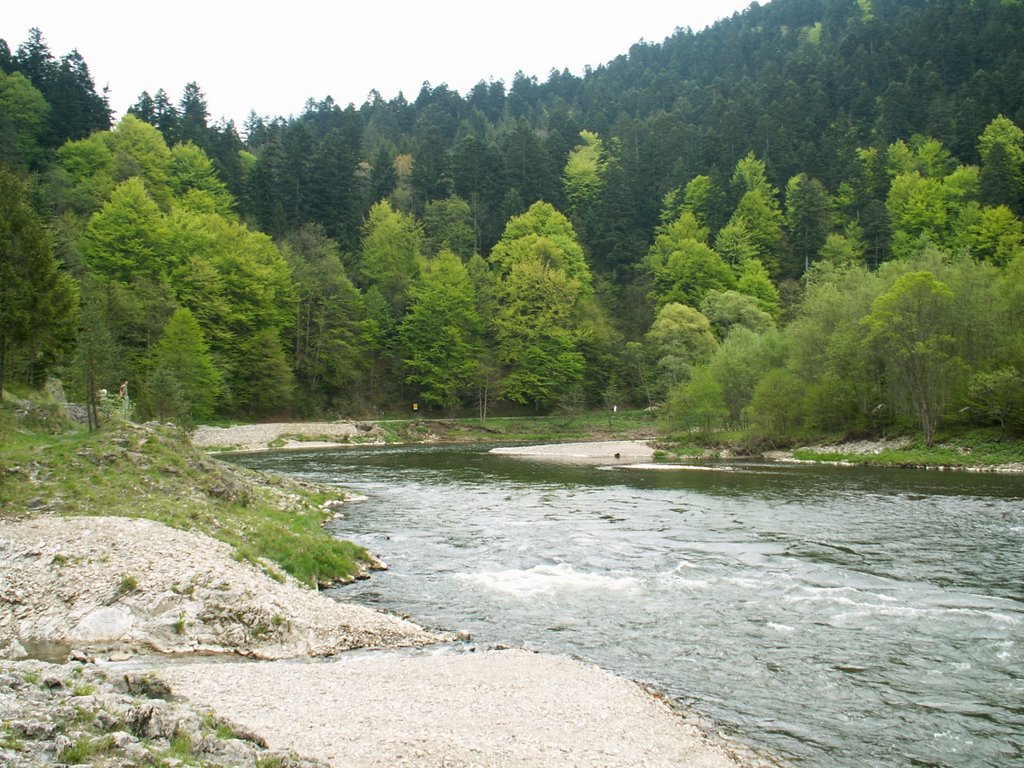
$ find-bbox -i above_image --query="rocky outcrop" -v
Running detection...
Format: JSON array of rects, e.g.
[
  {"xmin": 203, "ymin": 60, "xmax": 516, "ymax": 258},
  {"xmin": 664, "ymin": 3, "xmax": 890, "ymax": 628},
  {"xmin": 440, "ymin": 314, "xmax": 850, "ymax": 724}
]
[
  {"xmin": 0, "ymin": 516, "xmax": 440, "ymax": 662},
  {"xmin": 0, "ymin": 659, "xmax": 328, "ymax": 767}
]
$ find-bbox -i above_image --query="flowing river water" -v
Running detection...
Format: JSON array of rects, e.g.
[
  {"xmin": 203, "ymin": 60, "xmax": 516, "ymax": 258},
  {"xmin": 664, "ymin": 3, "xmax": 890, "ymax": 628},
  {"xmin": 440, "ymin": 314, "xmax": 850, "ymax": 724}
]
[{"xmin": 228, "ymin": 445, "xmax": 1024, "ymax": 767}]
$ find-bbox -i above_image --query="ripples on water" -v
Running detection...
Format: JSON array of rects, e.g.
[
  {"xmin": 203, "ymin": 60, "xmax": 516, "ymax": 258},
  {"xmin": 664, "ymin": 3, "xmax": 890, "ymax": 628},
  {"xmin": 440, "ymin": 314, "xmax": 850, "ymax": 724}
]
[{"xmin": 229, "ymin": 447, "xmax": 1024, "ymax": 767}]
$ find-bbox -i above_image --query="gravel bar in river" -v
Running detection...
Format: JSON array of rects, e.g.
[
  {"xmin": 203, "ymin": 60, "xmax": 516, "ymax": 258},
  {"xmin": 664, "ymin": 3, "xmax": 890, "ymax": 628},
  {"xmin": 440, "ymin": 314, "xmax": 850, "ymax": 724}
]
[{"xmin": 153, "ymin": 649, "xmax": 753, "ymax": 768}]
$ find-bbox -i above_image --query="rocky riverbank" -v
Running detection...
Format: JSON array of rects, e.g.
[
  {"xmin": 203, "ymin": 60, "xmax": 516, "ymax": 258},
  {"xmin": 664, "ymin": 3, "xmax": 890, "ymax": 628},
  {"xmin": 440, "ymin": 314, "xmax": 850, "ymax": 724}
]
[
  {"xmin": 0, "ymin": 658, "xmax": 329, "ymax": 767},
  {"xmin": 0, "ymin": 512, "xmax": 767, "ymax": 767},
  {"xmin": 0, "ymin": 419, "xmax": 767, "ymax": 767},
  {"xmin": 0, "ymin": 515, "xmax": 439, "ymax": 662}
]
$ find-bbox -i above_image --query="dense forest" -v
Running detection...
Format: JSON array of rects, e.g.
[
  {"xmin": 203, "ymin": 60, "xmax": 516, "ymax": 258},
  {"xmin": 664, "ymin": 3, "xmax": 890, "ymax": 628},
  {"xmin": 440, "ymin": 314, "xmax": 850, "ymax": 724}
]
[{"xmin": 1, "ymin": 0, "xmax": 1023, "ymax": 444}]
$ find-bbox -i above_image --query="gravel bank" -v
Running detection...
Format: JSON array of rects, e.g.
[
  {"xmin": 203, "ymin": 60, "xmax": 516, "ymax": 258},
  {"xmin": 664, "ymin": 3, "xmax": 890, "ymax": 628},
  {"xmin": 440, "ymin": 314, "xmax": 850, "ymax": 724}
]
[
  {"xmin": 192, "ymin": 421, "xmax": 384, "ymax": 452},
  {"xmin": 154, "ymin": 649, "xmax": 755, "ymax": 768},
  {"xmin": 0, "ymin": 516, "xmax": 438, "ymax": 661},
  {"xmin": 1, "ymin": 515, "xmax": 763, "ymax": 767},
  {"xmin": 489, "ymin": 440, "xmax": 655, "ymax": 463}
]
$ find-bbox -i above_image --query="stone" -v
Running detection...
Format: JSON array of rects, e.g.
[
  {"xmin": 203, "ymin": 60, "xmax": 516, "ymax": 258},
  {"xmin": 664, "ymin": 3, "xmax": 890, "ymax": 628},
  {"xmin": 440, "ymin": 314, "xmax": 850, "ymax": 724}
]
[
  {"xmin": 92, "ymin": 709, "xmax": 119, "ymax": 731},
  {"xmin": 11, "ymin": 720, "xmax": 57, "ymax": 738},
  {"xmin": 71, "ymin": 606, "xmax": 134, "ymax": 642}
]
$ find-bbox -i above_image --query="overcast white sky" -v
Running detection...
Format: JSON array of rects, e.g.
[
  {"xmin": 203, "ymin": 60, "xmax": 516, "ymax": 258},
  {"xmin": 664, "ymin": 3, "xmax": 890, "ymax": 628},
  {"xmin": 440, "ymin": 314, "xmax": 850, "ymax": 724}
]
[{"xmin": 4, "ymin": 1, "xmax": 755, "ymax": 127}]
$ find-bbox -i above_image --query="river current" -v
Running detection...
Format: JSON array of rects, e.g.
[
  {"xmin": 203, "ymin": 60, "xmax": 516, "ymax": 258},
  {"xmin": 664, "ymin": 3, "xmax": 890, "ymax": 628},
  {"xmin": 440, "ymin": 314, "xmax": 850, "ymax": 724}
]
[{"xmin": 228, "ymin": 445, "xmax": 1024, "ymax": 767}]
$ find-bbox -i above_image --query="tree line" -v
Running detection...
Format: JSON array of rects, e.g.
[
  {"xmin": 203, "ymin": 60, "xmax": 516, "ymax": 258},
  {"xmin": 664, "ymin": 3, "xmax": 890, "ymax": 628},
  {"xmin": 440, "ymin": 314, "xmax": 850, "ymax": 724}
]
[{"xmin": 1, "ymin": 0, "xmax": 1022, "ymax": 443}]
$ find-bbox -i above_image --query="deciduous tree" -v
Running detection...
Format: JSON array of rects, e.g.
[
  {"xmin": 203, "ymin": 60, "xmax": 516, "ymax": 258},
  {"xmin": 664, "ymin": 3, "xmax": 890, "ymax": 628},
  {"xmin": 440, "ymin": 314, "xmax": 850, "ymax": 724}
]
[
  {"xmin": 864, "ymin": 271, "xmax": 959, "ymax": 446},
  {"xmin": 400, "ymin": 250, "xmax": 482, "ymax": 408}
]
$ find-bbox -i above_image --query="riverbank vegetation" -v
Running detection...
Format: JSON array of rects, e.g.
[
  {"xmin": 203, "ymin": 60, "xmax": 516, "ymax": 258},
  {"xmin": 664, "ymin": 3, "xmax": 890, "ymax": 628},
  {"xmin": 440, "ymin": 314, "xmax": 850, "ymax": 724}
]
[
  {"xmin": 2, "ymin": 0, "xmax": 1023, "ymax": 453},
  {"xmin": 0, "ymin": 398, "xmax": 372, "ymax": 587}
]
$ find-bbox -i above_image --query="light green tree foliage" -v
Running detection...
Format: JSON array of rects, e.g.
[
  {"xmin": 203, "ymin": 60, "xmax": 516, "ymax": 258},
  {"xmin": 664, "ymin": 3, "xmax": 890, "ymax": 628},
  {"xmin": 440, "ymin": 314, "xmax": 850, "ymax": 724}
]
[
  {"xmin": 700, "ymin": 290, "xmax": 773, "ymax": 340},
  {"xmin": 659, "ymin": 187, "xmax": 686, "ymax": 229},
  {"xmin": 144, "ymin": 307, "xmax": 221, "ymax": 422},
  {"xmin": 735, "ymin": 258, "xmax": 781, "ymax": 318},
  {"xmin": 943, "ymin": 164, "xmax": 980, "ymax": 202},
  {"xmin": 53, "ymin": 133, "xmax": 118, "ymax": 214},
  {"xmin": 644, "ymin": 302, "xmax": 719, "ymax": 398},
  {"xmin": 0, "ymin": 70, "xmax": 50, "ymax": 169},
  {"xmin": 818, "ymin": 232, "xmax": 866, "ymax": 266},
  {"xmin": 732, "ymin": 152, "xmax": 774, "ymax": 196},
  {"xmin": 682, "ymin": 174, "xmax": 726, "ymax": 230},
  {"xmin": 82, "ymin": 177, "xmax": 170, "ymax": 283},
  {"xmin": 660, "ymin": 366, "xmax": 728, "ymax": 436},
  {"xmin": 490, "ymin": 202, "xmax": 594, "ymax": 408},
  {"xmin": 727, "ymin": 189, "xmax": 784, "ymax": 275},
  {"xmin": 647, "ymin": 211, "xmax": 732, "ymax": 308},
  {"xmin": 103, "ymin": 115, "xmax": 175, "ymax": 208},
  {"xmin": 707, "ymin": 327, "xmax": 786, "ymax": 426},
  {"xmin": 167, "ymin": 208, "xmax": 296, "ymax": 411},
  {"xmin": 965, "ymin": 205, "xmax": 1024, "ymax": 265},
  {"xmin": 400, "ymin": 250, "xmax": 482, "ymax": 408},
  {"xmin": 52, "ymin": 114, "xmax": 178, "ymax": 227},
  {"xmin": 713, "ymin": 219, "xmax": 758, "ymax": 267},
  {"xmin": 864, "ymin": 270, "xmax": 959, "ymax": 446},
  {"xmin": 0, "ymin": 169, "xmax": 78, "ymax": 394},
  {"xmin": 563, "ymin": 131, "xmax": 606, "ymax": 207},
  {"xmin": 563, "ymin": 130, "xmax": 607, "ymax": 244},
  {"xmin": 1001, "ymin": 253, "xmax": 1024, "ymax": 368},
  {"xmin": 786, "ymin": 262, "xmax": 883, "ymax": 432},
  {"xmin": 490, "ymin": 202, "xmax": 594, "ymax": 288},
  {"xmin": 357, "ymin": 200, "xmax": 423, "ymax": 322},
  {"xmin": 728, "ymin": 153, "xmax": 784, "ymax": 274},
  {"xmin": 885, "ymin": 137, "xmax": 954, "ymax": 180},
  {"xmin": 978, "ymin": 116, "xmax": 1024, "ymax": 180},
  {"xmin": 422, "ymin": 196, "xmax": 476, "ymax": 258},
  {"xmin": 282, "ymin": 225, "xmax": 366, "ymax": 410},
  {"xmin": 886, "ymin": 171, "xmax": 951, "ymax": 257},
  {"xmin": 494, "ymin": 256, "xmax": 585, "ymax": 408},
  {"xmin": 169, "ymin": 143, "xmax": 235, "ymax": 216}
]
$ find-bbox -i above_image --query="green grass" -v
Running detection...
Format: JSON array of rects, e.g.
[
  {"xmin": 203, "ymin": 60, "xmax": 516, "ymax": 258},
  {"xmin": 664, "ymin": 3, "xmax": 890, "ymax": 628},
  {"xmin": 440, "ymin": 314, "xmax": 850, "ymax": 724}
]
[
  {"xmin": 792, "ymin": 430, "xmax": 1024, "ymax": 468},
  {"xmin": 168, "ymin": 729, "xmax": 193, "ymax": 760},
  {"xmin": 58, "ymin": 734, "xmax": 115, "ymax": 763},
  {"xmin": 117, "ymin": 573, "xmax": 139, "ymax": 595},
  {"xmin": 381, "ymin": 409, "xmax": 658, "ymax": 444},
  {"xmin": 0, "ymin": 408, "xmax": 373, "ymax": 587}
]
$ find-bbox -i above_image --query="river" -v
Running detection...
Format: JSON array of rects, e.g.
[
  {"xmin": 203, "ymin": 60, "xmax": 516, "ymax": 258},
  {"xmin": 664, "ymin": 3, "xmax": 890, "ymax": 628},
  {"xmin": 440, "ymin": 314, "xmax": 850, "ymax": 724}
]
[{"xmin": 227, "ymin": 445, "xmax": 1024, "ymax": 767}]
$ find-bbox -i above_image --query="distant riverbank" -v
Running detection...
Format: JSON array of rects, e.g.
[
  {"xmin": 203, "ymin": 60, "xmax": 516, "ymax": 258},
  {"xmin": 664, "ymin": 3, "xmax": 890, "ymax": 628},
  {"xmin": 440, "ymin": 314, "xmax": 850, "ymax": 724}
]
[{"xmin": 192, "ymin": 419, "xmax": 1024, "ymax": 473}]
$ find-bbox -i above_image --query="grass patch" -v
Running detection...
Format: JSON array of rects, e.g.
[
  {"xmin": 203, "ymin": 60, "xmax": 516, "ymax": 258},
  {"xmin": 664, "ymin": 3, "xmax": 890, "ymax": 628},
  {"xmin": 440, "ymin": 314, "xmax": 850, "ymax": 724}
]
[
  {"xmin": 377, "ymin": 409, "xmax": 658, "ymax": 445},
  {"xmin": 0, "ymin": 417, "xmax": 373, "ymax": 586},
  {"xmin": 116, "ymin": 573, "xmax": 139, "ymax": 596},
  {"xmin": 59, "ymin": 734, "xmax": 115, "ymax": 763},
  {"xmin": 168, "ymin": 729, "xmax": 193, "ymax": 760},
  {"xmin": 792, "ymin": 429, "xmax": 1024, "ymax": 468}
]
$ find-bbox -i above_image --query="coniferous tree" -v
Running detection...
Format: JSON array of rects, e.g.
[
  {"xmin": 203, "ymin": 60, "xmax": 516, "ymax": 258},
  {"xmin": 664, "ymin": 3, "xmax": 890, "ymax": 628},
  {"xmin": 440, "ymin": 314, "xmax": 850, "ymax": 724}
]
[{"xmin": 0, "ymin": 168, "xmax": 78, "ymax": 394}]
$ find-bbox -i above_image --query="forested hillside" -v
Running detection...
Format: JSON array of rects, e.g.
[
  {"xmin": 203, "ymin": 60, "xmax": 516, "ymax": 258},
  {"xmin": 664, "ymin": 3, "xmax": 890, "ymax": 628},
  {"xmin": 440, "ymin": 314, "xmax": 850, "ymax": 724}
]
[{"xmin": 2, "ymin": 0, "xmax": 1022, "ymax": 444}]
